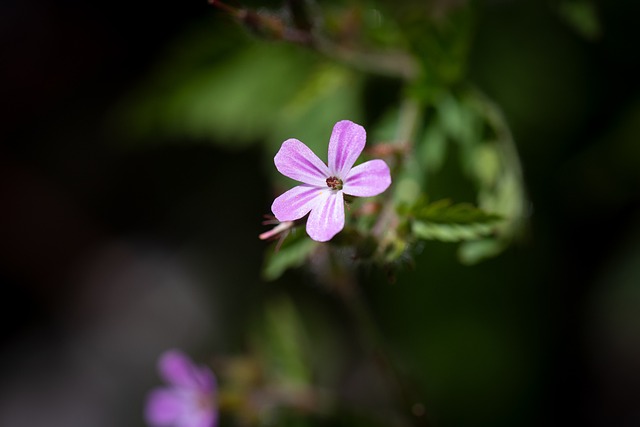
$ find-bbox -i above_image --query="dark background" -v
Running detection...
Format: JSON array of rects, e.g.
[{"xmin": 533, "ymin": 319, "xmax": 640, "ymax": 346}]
[{"xmin": 1, "ymin": 0, "xmax": 639, "ymax": 426}]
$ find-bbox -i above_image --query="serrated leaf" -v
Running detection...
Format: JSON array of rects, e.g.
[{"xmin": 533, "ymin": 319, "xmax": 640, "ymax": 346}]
[
  {"xmin": 410, "ymin": 199, "xmax": 501, "ymax": 242},
  {"xmin": 412, "ymin": 220, "xmax": 495, "ymax": 242},
  {"xmin": 463, "ymin": 89, "xmax": 530, "ymax": 263},
  {"xmin": 262, "ymin": 234, "xmax": 318, "ymax": 281},
  {"xmin": 417, "ymin": 89, "xmax": 529, "ymax": 263},
  {"xmin": 414, "ymin": 199, "xmax": 502, "ymax": 225}
]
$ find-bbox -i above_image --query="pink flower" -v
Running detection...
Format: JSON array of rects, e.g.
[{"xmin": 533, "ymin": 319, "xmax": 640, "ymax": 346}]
[
  {"xmin": 145, "ymin": 350, "xmax": 218, "ymax": 427},
  {"xmin": 271, "ymin": 120, "xmax": 391, "ymax": 242}
]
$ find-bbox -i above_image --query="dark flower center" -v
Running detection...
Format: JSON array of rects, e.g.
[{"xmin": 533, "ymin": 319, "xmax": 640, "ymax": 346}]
[{"xmin": 326, "ymin": 176, "xmax": 343, "ymax": 191}]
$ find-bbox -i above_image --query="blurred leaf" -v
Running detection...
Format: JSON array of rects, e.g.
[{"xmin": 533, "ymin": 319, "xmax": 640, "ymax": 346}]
[
  {"xmin": 403, "ymin": 3, "xmax": 475, "ymax": 95},
  {"xmin": 471, "ymin": 143, "xmax": 501, "ymax": 188},
  {"xmin": 462, "ymin": 90, "xmax": 529, "ymax": 263},
  {"xmin": 370, "ymin": 105, "xmax": 402, "ymax": 143},
  {"xmin": 394, "ymin": 148, "xmax": 424, "ymax": 205},
  {"xmin": 269, "ymin": 63, "xmax": 364, "ymax": 174},
  {"xmin": 119, "ymin": 21, "xmax": 367, "ymax": 155},
  {"xmin": 413, "ymin": 221, "xmax": 495, "ymax": 242},
  {"xmin": 457, "ymin": 238, "xmax": 506, "ymax": 265},
  {"xmin": 120, "ymin": 40, "xmax": 316, "ymax": 146},
  {"xmin": 418, "ymin": 124, "xmax": 448, "ymax": 174},
  {"xmin": 556, "ymin": 0, "xmax": 601, "ymax": 40},
  {"xmin": 394, "ymin": 174, "xmax": 422, "ymax": 206},
  {"xmin": 330, "ymin": 2, "xmax": 408, "ymax": 49},
  {"xmin": 362, "ymin": 4, "xmax": 409, "ymax": 49},
  {"xmin": 437, "ymin": 93, "xmax": 482, "ymax": 150},
  {"xmin": 414, "ymin": 198, "xmax": 502, "ymax": 224},
  {"xmin": 411, "ymin": 199, "xmax": 501, "ymax": 243},
  {"xmin": 420, "ymin": 89, "xmax": 529, "ymax": 263},
  {"xmin": 248, "ymin": 296, "xmax": 312, "ymax": 391},
  {"xmin": 262, "ymin": 233, "xmax": 318, "ymax": 281}
]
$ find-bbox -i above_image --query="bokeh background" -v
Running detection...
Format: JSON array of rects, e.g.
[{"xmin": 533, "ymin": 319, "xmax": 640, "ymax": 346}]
[{"xmin": 1, "ymin": 0, "xmax": 640, "ymax": 426}]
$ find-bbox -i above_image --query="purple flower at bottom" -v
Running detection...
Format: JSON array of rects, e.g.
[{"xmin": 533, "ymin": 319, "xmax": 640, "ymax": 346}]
[
  {"xmin": 145, "ymin": 350, "xmax": 217, "ymax": 427},
  {"xmin": 272, "ymin": 120, "xmax": 392, "ymax": 242}
]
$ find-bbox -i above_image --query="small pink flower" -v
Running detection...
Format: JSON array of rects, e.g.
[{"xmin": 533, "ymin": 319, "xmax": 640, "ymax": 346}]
[
  {"xmin": 145, "ymin": 350, "xmax": 217, "ymax": 427},
  {"xmin": 271, "ymin": 120, "xmax": 391, "ymax": 242}
]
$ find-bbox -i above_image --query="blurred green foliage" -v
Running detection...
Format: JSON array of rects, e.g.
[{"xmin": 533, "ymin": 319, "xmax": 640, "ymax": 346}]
[
  {"xmin": 556, "ymin": 0, "xmax": 601, "ymax": 40},
  {"xmin": 409, "ymin": 198, "xmax": 502, "ymax": 243},
  {"xmin": 106, "ymin": 0, "xmax": 640, "ymax": 426},
  {"xmin": 118, "ymin": 0, "xmax": 528, "ymax": 274},
  {"xmin": 5, "ymin": 0, "xmax": 640, "ymax": 426},
  {"xmin": 115, "ymin": 3, "xmax": 533, "ymax": 420},
  {"xmin": 263, "ymin": 231, "xmax": 318, "ymax": 280}
]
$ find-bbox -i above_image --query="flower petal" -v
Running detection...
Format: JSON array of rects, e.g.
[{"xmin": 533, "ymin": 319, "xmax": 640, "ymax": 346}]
[
  {"xmin": 195, "ymin": 366, "xmax": 217, "ymax": 393},
  {"xmin": 158, "ymin": 350, "xmax": 212, "ymax": 390},
  {"xmin": 306, "ymin": 191, "xmax": 345, "ymax": 242},
  {"xmin": 145, "ymin": 388, "xmax": 185, "ymax": 426},
  {"xmin": 328, "ymin": 120, "xmax": 366, "ymax": 177},
  {"xmin": 179, "ymin": 410, "xmax": 217, "ymax": 427},
  {"xmin": 272, "ymin": 185, "xmax": 326, "ymax": 222},
  {"xmin": 343, "ymin": 159, "xmax": 391, "ymax": 197},
  {"xmin": 274, "ymin": 139, "xmax": 329, "ymax": 186}
]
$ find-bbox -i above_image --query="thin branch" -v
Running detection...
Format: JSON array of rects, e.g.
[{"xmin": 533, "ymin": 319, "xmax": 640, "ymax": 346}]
[{"xmin": 209, "ymin": 0, "xmax": 420, "ymax": 80}]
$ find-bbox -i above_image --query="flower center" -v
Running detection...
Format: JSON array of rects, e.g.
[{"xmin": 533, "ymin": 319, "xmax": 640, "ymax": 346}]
[{"xmin": 326, "ymin": 176, "xmax": 343, "ymax": 191}]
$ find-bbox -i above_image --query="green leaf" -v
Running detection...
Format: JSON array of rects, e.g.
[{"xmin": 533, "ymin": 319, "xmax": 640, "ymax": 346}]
[
  {"xmin": 400, "ymin": 3, "xmax": 474, "ymax": 91},
  {"xmin": 463, "ymin": 89, "xmax": 530, "ymax": 262},
  {"xmin": 413, "ymin": 221, "xmax": 495, "ymax": 242},
  {"xmin": 268, "ymin": 63, "xmax": 364, "ymax": 176},
  {"xmin": 437, "ymin": 93, "xmax": 482, "ymax": 150},
  {"xmin": 411, "ymin": 199, "xmax": 502, "ymax": 242},
  {"xmin": 458, "ymin": 238, "xmax": 506, "ymax": 265},
  {"xmin": 556, "ymin": 0, "xmax": 601, "ymax": 40},
  {"xmin": 119, "ymin": 40, "xmax": 316, "ymax": 146},
  {"xmin": 414, "ymin": 199, "xmax": 502, "ymax": 224},
  {"xmin": 250, "ymin": 296, "xmax": 312, "ymax": 387},
  {"xmin": 262, "ymin": 234, "xmax": 318, "ymax": 281},
  {"xmin": 418, "ymin": 125, "xmax": 448, "ymax": 174},
  {"xmin": 421, "ymin": 89, "xmax": 529, "ymax": 263}
]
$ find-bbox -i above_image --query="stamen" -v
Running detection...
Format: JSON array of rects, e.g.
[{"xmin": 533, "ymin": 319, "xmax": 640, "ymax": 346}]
[{"xmin": 326, "ymin": 176, "xmax": 343, "ymax": 191}]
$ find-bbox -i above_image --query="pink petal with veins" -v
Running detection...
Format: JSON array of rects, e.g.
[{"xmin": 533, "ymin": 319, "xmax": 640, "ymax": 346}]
[
  {"xmin": 343, "ymin": 159, "xmax": 391, "ymax": 197},
  {"xmin": 328, "ymin": 120, "xmax": 366, "ymax": 177},
  {"xmin": 274, "ymin": 139, "xmax": 329, "ymax": 186},
  {"xmin": 306, "ymin": 191, "xmax": 345, "ymax": 242}
]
